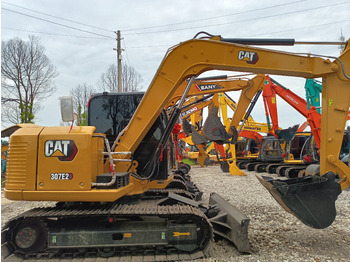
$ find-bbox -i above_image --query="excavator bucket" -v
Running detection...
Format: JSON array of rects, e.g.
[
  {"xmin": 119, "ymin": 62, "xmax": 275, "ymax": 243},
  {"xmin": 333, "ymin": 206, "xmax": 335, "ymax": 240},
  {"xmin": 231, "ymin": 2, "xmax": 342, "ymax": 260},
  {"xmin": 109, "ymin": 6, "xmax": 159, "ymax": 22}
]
[
  {"xmin": 256, "ymin": 173, "xmax": 341, "ymax": 229},
  {"xmin": 191, "ymin": 126, "xmax": 208, "ymax": 145},
  {"xmin": 276, "ymin": 124, "xmax": 299, "ymax": 141},
  {"xmin": 197, "ymin": 153, "xmax": 210, "ymax": 167},
  {"xmin": 182, "ymin": 119, "xmax": 192, "ymax": 135},
  {"xmin": 229, "ymin": 161, "xmax": 246, "ymax": 176},
  {"xmin": 196, "ymin": 144, "xmax": 210, "ymax": 167},
  {"xmin": 202, "ymin": 107, "xmax": 230, "ymax": 144},
  {"xmin": 208, "ymin": 193, "xmax": 251, "ymax": 253}
]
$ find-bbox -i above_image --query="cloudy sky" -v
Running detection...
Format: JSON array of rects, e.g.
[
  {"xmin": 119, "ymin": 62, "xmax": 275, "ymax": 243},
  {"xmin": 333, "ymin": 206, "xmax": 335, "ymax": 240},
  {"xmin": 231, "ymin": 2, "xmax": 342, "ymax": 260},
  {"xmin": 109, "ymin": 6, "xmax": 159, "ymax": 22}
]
[{"xmin": 1, "ymin": 0, "xmax": 349, "ymax": 129}]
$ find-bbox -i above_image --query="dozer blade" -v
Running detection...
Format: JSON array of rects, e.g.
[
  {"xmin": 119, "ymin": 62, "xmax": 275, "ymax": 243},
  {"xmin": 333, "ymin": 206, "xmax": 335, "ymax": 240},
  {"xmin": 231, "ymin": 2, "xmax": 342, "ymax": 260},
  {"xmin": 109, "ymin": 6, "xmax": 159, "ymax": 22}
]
[
  {"xmin": 256, "ymin": 173, "xmax": 341, "ymax": 229},
  {"xmin": 208, "ymin": 193, "xmax": 251, "ymax": 253}
]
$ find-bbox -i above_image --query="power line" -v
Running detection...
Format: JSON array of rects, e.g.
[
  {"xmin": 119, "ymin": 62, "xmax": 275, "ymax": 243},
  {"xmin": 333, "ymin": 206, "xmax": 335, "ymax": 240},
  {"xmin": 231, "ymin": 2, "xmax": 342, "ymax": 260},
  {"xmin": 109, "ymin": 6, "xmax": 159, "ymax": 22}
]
[
  {"xmin": 122, "ymin": 38, "xmax": 131, "ymax": 66},
  {"xmin": 122, "ymin": 0, "xmax": 306, "ymax": 32},
  {"xmin": 2, "ymin": 1, "xmax": 115, "ymax": 33},
  {"xmin": 2, "ymin": 7, "xmax": 116, "ymax": 39},
  {"xmin": 127, "ymin": 44, "xmax": 170, "ymax": 49},
  {"xmin": 123, "ymin": 1, "xmax": 350, "ymax": 36},
  {"xmin": 125, "ymin": 19, "xmax": 350, "ymax": 49},
  {"xmin": 2, "ymin": 0, "xmax": 305, "ymax": 34},
  {"xmin": 2, "ymin": 27, "xmax": 114, "ymax": 40},
  {"xmin": 247, "ymin": 19, "xmax": 350, "ymax": 37}
]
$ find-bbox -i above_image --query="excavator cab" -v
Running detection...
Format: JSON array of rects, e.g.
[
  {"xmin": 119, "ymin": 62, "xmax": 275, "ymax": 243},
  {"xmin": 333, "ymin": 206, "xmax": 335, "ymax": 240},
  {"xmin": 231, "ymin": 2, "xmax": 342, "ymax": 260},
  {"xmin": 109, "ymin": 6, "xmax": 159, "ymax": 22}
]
[
  {"xmin": 258, "ymin": 136, "xmax": 284, "ymax": 162},
  {"xmin": 88, "ymin": 92, "xmax": 144, "ymax": 145},
  {"xmin": 290, "ymin": 132, "xmax": 311, "ymax": 161},
  {"xmin": 258, "ymin": 124, "xmax": 300, "ymax": 163}
]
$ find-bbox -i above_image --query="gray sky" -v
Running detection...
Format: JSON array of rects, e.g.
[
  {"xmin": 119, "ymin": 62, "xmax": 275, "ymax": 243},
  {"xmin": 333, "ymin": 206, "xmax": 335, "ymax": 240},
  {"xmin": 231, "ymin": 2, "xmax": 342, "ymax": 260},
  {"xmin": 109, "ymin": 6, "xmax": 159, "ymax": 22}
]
[{"xmin": 1, "ymin": 0, "xmax": 349, "ymax": 130}]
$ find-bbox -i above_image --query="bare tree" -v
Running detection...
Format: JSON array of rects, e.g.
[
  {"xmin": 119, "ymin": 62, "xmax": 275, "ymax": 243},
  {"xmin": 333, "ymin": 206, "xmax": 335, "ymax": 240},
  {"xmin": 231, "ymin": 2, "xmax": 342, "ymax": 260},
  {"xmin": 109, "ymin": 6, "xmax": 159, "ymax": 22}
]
[
  {"xmin": 97, "ymin": 63, "xmax": 143, "ymax": 92},
  {"xmin": 1, "ymin": 35, "xmax": 58, "ymax": 124},
  {"xmin": 339, "ymin": 30, "xmax": 346, "ymax": 53},
  {"xmin": 98, "ymin": 64, "xmax": 118, "ymax": 92},
  {"xmin": 122, "ymin": 63, "xmax": 143, "ymax": 92},
  {"xmin": 70, "ymin": 83, "xmax": 96, "ymax": 126}
]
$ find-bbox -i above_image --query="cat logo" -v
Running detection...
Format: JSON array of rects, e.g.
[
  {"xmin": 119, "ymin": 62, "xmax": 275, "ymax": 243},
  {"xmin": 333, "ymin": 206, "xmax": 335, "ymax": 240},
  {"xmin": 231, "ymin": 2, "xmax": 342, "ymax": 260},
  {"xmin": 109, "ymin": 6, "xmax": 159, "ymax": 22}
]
[
  {"xmin": 44, "ymin": 140, "xmax": 78, "ymax": 161},
  {"xmin": 238, "ymin": 50, "xmax": 259, "ymax": 64}
]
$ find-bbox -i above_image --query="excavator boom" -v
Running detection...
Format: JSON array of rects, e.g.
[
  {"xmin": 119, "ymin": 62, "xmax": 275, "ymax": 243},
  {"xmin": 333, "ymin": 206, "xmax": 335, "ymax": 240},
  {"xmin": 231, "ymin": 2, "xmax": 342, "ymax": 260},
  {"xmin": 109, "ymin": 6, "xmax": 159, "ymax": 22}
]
[{"xmin": 112, "ymin": 36, "xmax": 349, "ymax": 228}]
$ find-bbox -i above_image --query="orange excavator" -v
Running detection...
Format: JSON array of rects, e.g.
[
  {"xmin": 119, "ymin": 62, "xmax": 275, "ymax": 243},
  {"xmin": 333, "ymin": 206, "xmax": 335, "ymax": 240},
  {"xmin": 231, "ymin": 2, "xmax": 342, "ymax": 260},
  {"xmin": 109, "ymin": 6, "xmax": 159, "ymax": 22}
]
[
  {"xmin": 259, "ymin": 75, "xmax": 350, "ymax": 178},
  {"xmin": 243, "ymin": 75, "xmax": 321, "ymax": 176}
]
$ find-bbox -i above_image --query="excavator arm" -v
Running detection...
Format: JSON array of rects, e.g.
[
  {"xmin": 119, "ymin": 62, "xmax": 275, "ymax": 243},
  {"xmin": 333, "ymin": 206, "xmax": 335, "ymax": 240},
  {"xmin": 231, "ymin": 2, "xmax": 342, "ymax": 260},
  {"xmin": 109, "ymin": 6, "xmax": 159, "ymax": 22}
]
[
  {"xmin": 113, "ymin": 36, "xmax": 349, "ymax": 229},
  {"xmin": 167, "ymin": 75, "xmax": 258, "ymax": 107},
  {"xmin": 221, "ymin": 93, "xmax": 270, "ymax": 133},
  {"xmin": 114, "ymin": 38, "xmax": 337, "ymax": 154}
]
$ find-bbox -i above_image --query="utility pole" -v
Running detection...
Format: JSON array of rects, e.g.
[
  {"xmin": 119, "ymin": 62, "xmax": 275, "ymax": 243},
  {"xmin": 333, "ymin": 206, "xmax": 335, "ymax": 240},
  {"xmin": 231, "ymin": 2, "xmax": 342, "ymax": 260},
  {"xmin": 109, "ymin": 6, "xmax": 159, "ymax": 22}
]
[{"xmin": 115, "ymin": 30, "xmax": 122, "ymax": 92}]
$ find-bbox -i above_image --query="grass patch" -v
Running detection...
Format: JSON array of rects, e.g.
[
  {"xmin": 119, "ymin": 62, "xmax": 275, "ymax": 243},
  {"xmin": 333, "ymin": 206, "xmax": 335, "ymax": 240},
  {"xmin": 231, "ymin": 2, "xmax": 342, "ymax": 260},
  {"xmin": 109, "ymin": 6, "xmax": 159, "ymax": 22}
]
[{"xmin": 181, "ymin": 158, "xmax": 196, "ymax": 165}]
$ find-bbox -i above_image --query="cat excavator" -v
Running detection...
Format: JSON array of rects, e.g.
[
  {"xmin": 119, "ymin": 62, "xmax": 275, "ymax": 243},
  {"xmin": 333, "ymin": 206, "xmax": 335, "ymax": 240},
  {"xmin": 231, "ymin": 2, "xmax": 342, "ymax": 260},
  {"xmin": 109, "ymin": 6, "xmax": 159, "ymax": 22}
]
[{"xmin": 2, "ymin": 34, "xmax": 350, "ymax": 260}]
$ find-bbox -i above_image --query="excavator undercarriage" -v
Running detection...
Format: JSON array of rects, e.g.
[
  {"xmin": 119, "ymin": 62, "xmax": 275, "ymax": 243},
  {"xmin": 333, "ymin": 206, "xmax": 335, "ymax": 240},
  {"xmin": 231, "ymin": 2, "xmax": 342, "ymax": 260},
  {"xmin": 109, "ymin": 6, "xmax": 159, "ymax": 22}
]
[{"xmin": 2, "ymin": 185, "xmax": 251, "ymax": 260}]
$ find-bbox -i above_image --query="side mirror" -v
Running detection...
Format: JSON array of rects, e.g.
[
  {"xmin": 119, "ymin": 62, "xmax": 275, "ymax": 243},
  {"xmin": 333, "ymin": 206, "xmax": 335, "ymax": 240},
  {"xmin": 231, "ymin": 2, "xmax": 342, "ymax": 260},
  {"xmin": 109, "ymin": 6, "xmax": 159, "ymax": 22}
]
[{"xmin": 59, "ymin": 96, "xmax": 74, "ymax": 122}]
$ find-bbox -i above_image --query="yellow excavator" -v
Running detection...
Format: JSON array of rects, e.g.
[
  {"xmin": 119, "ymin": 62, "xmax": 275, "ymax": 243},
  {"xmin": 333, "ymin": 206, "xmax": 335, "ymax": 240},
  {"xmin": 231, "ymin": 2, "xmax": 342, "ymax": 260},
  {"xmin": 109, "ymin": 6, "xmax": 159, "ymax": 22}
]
[
  {"xmin": 177, "ymin": 76, "xmax": 270, "ymax": 174},
  {"xmin": 171, "ymin": 74, "xmax": 266, "ymax": 172},
  {"xmin": 216, "ymin": 91, "xmax": 269, "ymax": 173},
  {"xmin": 2, "ymin": 33, "xmax": 350, "ymax": 260}
]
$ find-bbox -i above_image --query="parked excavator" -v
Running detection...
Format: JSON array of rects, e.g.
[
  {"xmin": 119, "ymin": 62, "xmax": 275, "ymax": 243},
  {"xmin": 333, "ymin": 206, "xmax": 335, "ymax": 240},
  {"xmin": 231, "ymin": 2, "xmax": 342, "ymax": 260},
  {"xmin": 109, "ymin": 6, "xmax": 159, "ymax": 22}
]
[
  {"xmin": 1, "ymin": 74, "xmax": 265, "ymax": 260},
  {"xmin": 2, "ymin": 34, "xmax": 349, "ymax": 261},
  {"xmin": 258, "ymin": 75, "xmax": 350, "ymax": 178},
  {"xmin": 214, "ymin": 92, "xmax": 268, "ymax": 172},
  {"xmin": 305, "ymin": 78, "xmax": 322, "ymax": 113},
  {"xmin": 180, "ymin": 90, "xmax": 268, "ymax": 173},
  {"xmin": 304, "ymin": 78, "xmax": 350, "ymax": 118},
  {"xmin": 171, "ymin": 74, "xmax": 267, "ymax": 174},
  {"xmin": 243, "ymin": 75, "xmax": 319, "ymax": 176}
]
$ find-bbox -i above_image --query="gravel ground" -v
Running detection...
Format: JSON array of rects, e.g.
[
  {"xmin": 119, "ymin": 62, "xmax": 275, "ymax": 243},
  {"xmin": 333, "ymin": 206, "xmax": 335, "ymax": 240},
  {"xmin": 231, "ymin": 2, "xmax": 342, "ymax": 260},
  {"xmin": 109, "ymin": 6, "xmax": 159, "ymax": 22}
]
[
  {"xmin": 190, "ymin": 165, "xmax": 350, "ymax": 262},
  {"xmin": 1, "ymin": 165, "xmax": 350, "ymax": 261}
]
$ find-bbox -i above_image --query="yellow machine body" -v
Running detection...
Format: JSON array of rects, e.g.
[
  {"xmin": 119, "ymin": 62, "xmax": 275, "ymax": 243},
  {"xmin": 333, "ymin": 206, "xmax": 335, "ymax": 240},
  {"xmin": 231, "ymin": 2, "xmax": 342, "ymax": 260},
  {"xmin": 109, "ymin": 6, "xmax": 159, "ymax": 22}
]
[
  {"xmin": 5, "ymin": 125, "xmax": 170, "ymax": 202},
  {"xmin": 4, "ymin": 36, "xmax": 350, "ymax": 203}
]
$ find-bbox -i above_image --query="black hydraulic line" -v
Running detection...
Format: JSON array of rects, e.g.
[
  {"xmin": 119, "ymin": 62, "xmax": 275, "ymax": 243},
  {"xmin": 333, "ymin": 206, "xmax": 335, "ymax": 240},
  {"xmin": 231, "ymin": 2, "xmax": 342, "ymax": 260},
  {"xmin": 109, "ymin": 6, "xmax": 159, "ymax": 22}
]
[
  {"xmin": 219, "ymin": 37, "xmax": 346, "ymax": 46},
  {"xmin": 194, "ymin": 75, "xmax": 228, "ymax": 81},
  {"xmin": 246, "ymin": 89, "xmax": 263, "ymax": 117},
  {"xmin": 223, "ymin": 92, "xmax": 237, "ymax": 107},
  {"xmin": 220, "ymin": 37, "xmax": 295, "ymax": 46},
  {"xmin": 237, "ymin": 89, "xmax": 263, "ymax": 133},
  {"xmin": 142, "ymin": 77, "xmax": 196, "ymax": 180},
  {"xmin": 181, "ymin": 94, "xmax": 214, "ymax": 111}
]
